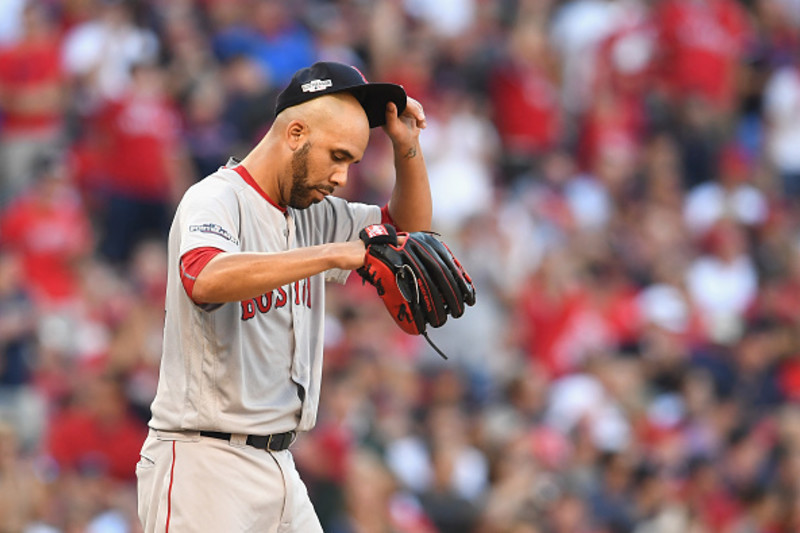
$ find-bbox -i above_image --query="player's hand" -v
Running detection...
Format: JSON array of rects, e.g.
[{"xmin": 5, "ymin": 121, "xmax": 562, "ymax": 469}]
[
  {"xmin": 382, "ymin": 96, "xmax": 426, "ymax": 152},
  {"xmin": 336, "ymin": 233, "xmax": 410, "ymax": 272},
  {"xmin": 338, "ymin": 240, "xmax": 370, "ymax": 271}
]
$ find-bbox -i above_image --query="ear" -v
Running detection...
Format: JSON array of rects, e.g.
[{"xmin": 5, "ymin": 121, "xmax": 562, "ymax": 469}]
[{"xmin": 286, "ymin": 120, "xmax": 308, "ymax": 150}]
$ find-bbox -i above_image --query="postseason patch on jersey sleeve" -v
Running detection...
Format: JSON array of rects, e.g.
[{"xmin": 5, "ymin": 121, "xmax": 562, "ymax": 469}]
[{"xmin": 189, "ymin": 223, "xmax": 240, "ymax": 246}]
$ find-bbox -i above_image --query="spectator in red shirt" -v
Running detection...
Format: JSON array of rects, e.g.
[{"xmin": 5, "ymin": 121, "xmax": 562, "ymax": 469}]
[
  {"xmin": 653, "ymin": 0, "xmax": 752, "ymax": 113},
  {"xmin": 0, "ymin": 2, "xmax": 66, "ymax": 204},
  {"xmin": 580, "ymin": 8, "xmax": 656, "ymax": 173},
  {"xmin": 577, "ymin": 91, "xmax": 643, "ymax": 177},
  {"xmin": 0, "ymin": 153, "xmax": 93, "ymax": 307},
  {"xmin": 46, "ymin": 372, "xmax": 146, "ymax": 483},
  {"xmin": 516, "ymin": 250, "xmax": 595, "ymax": 378},
  {"xmin": 593, "ymin": 5, "xmax": 657, "ymax": 109},
  {"xmin": 490, "ymin": 17, "xmax": 562, "ymax": 183},
  {"xmin": 90, "ymin": 62, "xmax": 191, "ymax": 263},
  {"xmin": 649, "ymin": 0, "xmax": 753, "ymax": 188}
]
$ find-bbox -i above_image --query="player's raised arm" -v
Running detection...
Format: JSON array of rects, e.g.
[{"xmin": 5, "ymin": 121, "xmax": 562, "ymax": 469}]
[{"xmin": 383, "ymin": 96, "xmax": 433, "ymax": 232}]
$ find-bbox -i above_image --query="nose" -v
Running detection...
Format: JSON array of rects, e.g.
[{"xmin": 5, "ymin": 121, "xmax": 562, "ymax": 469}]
[{"xmin": 330, "ymin": 167, "xmax": 348, "ymax": 188}]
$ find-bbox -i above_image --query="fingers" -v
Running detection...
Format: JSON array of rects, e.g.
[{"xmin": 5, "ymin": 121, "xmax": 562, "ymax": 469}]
[
  {"xmin": 386, "ymin": 98, "xmax": 427, "ymax": 130},
  {"xmin": 405, "ymin": 97, "xmax": 427, "ymax": 129}
]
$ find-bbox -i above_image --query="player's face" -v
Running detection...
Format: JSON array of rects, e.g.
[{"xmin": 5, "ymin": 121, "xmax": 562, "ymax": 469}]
[{"xmin": 287, "ymin": 121, "xmax": 368, "ymax": 209}]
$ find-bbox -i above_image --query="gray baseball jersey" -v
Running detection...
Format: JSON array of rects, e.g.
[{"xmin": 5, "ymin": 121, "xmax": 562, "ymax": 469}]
[{"xmin": 148, "ymin": 161, "xmax": 380, "ymax": 435}]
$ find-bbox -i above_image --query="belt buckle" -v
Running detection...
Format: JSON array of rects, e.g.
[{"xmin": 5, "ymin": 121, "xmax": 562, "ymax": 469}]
[{"xmin": 264, "ymin": 431, "xmax": 297, "ymax": 451}]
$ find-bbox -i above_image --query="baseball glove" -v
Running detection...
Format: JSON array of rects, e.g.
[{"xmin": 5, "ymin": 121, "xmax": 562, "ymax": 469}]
[{"xmin": 356, "ymin": 223, "xmax": 476, "ymax": 358}]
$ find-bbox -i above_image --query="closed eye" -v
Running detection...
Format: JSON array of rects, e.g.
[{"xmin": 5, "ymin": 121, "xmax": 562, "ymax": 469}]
[{"xmin": 331, "ymin": 149, "xmax": 360, "ymax": 164}]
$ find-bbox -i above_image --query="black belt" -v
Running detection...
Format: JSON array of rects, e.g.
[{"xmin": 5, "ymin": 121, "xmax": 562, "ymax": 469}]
[{"xmin": 200, "ymin": 430, "xmax": 296, "ymax": 451}]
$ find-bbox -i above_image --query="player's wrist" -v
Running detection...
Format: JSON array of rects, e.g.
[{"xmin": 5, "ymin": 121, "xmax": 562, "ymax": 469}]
[
  {"xmin": 390, "ymin": 138, "xmax": 420, "ymax": 159},
  {"xmin": 330, "ymin": 241, "xmax": 367, "ymax": 271}
]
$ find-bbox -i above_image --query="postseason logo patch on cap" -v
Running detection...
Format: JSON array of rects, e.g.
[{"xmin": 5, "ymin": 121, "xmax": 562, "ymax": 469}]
[
  {"xmin": 275, "ymin": 62, "xmax": 407, "ymax": 128},
  {"xmin": 301, "ymin": 79, "xmax": 333, "ymax": 93}
]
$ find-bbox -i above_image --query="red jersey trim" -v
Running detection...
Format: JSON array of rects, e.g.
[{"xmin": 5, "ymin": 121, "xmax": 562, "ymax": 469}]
[
  {"xmin": 230, "ymin": 165, "xmax": 286, "ymax": 213},
  {"xmin": 180, "ymin": 247, "xmax": 224, "ymax": 303}
]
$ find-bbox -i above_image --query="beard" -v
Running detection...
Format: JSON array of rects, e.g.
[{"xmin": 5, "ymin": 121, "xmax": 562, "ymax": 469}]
[{"xmin": 288, "ymin": 142, "xmax": 333, "ymax": 209}]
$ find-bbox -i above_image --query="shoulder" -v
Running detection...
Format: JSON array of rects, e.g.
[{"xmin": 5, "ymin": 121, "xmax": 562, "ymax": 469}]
[
  {"xmin": 179, "ymin": 168, "xmax": 248, "ymax": 213},
  {"xmin": 185, "ymin": 168, "xmax": 246, "ymax": 199}
]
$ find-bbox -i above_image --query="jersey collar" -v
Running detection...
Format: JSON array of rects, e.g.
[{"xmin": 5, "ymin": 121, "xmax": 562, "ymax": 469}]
[{"xmin": 228, "ymin": 160, "xmax": 287, "ymax": 214}]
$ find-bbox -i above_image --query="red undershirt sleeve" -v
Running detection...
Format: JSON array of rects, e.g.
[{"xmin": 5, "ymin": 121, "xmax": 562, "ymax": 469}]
[
  {"xmin": 180, "ymin": 247, "xmax": 224, "ymax": 304},
  {"xmin": 381, "ymin": 204, "xmax": 401, "ymax": 231}
]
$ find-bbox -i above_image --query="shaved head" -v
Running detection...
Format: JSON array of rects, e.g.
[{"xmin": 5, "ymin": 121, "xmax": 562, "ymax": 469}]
[{"xmin": 276, "ymin": 92, "xmax": 370, "ymax": 145}]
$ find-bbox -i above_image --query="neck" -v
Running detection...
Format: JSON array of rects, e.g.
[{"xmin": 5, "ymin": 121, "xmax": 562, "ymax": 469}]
[{"xmin": 239, "ymin": 136, "xmax": 286, "ymax": 206}]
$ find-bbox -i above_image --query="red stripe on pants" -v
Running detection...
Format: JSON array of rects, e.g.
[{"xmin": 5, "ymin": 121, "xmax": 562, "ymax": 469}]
[{"xmin": 166, "ymin": 441, "xmax": 176, "ymax": 532}]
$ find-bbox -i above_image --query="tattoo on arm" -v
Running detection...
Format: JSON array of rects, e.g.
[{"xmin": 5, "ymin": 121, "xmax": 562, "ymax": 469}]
[{"xmin": 404, "ymin": 146, "xmax": 417, "ymax": 160}]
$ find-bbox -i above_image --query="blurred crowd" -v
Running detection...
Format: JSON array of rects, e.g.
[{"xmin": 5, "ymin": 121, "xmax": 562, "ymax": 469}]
[{"xmin": 0, "ymin": 0, "xmax": 799, "ymax": 531}]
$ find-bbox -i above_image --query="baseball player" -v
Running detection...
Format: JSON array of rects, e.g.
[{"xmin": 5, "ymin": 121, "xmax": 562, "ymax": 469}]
[{"xmin": 136, "ymin": 62, "xmax": 431, "ymax": 532}]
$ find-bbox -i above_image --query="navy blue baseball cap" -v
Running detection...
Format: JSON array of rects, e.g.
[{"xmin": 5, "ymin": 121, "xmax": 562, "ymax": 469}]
[{"xmin": 275, "ymin": 61, "xmax": 407, "ymax": 128}]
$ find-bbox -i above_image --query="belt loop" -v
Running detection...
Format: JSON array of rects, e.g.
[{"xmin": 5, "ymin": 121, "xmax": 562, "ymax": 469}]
[{"xmin": 230, "ymin": 433, "xmax": 248, "ymax": 446}]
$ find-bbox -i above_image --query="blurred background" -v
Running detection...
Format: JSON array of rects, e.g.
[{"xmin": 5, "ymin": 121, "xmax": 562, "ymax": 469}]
[{"xmin": 0, "ymin": 0, "xmax": 799, "ymax": 531}]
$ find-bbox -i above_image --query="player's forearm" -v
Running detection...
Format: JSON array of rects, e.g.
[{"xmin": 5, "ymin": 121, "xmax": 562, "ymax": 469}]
[
  {"xmin": 191, "ymin": 241, "xmax": 365, "ymax": 303},
  {"xmin": 387, "ymin": 139, "xmax": 433, "ymax": 232}
]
